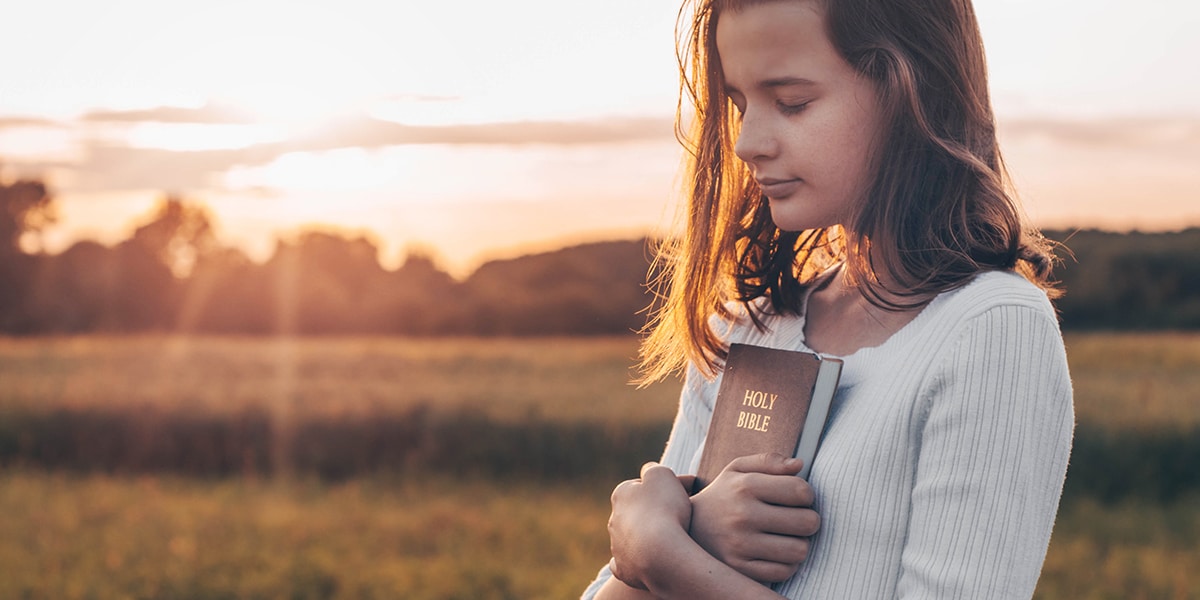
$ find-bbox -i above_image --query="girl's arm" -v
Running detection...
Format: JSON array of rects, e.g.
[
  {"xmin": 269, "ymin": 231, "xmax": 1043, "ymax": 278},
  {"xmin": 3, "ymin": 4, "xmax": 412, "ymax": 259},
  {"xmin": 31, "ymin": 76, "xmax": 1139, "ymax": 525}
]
[
  {"xmin": 581, "ymin": 361, "xmax": 710, "ymax": 599},
  {"xmin": 898, "ymin": 305, "xmax": 1073, "ymax": 598},
  {"xmin": 582, "ymin": 360, "xmax": 817, "ymax": 598},
  {"xmin": 596, "ymin": 463, "xmax": 789, "ymax": 600}
]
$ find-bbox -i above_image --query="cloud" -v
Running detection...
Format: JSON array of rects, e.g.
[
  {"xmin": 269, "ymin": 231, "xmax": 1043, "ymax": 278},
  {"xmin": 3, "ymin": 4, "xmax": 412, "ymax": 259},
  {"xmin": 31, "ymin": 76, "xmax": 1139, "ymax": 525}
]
[
  {"xmin": 81, "ymin": 103, "xmax": 256, "ymax": 124},
  {"xmin": 294, "ymin": 116, "xmax": 675, "ymax": 150},
  {"xmin": 64, "ymin": 144, "xmax": 279, "ymax": 192},
  {"xmin": 42, "ymin": 113, "xmax": 1200, "ymax": 199},
  {"xmin": 52, "ymin": 115, "xmax": 676, "ymax": 193},
  {"xmin": 0, "ymin": 116, "xmax": 64, "ymax": 130},
  {"xmin": 71, "ymin": 101, "xmax": 675, "ymax": 146},
  {"xmin": 998, "ymin": 116, "xmax": 1200, "ymax": 231},
  {"xmin": 379, "ymin": 93, "xmax": 463, "ymax": 103},
  {"xmin": 1000, "ymin": 116, "xmax": 1200, "ymax": 150}
]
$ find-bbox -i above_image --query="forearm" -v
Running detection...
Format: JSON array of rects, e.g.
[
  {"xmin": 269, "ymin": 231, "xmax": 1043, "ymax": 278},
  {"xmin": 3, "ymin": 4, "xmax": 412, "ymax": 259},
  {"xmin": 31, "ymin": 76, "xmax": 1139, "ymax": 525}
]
[
  {"xmin": 620, "ymin": 526, "xmax": 788, "ymax": 600},
  {"xmin": 605, "ymin": 464, "xmax": 789, "ymax": 600},
  {"xmin": 593, "ymin": 576, "xmax": 657, "ymax": 600}
]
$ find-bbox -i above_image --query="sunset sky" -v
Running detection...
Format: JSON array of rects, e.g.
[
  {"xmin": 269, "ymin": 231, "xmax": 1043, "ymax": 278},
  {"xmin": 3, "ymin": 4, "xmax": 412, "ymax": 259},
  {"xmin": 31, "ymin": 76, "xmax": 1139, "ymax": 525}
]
[{"xmin": 1, "ymin": 0, "xmax": 1197, "ymax": 275}]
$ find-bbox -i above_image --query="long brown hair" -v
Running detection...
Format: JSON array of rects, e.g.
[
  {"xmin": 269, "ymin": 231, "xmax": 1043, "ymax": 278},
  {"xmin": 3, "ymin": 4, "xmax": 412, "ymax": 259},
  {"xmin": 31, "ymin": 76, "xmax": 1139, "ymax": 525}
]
[{"xmin": 638, "ymin": 0, "xmax": 1059, "ymax": 384}]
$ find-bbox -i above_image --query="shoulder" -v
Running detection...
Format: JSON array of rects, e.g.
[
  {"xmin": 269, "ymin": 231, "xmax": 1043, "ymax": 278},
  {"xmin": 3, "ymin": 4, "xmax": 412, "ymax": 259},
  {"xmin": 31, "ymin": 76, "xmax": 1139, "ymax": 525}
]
[
  {"xmin": 905, "ymin": 270, "xmax": 1067, "ymax": 380},
  {"xmin": 933, "ymin": 270, "xmax": 1058, "ymax": 327},
  {"xmin": 921, "ymin": 271, "xmax": 1070, "ymax": 382},
  {"xmin": 915, "ymin": 271, "xmax": 1073, "ymax": 420}
]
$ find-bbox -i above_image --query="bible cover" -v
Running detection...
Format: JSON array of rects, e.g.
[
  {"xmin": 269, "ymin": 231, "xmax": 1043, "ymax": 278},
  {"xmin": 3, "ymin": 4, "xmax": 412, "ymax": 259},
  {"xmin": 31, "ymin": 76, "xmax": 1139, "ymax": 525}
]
[{"xmin": 693, "ymin": 343, "xmax": 842, "ymax": 492}]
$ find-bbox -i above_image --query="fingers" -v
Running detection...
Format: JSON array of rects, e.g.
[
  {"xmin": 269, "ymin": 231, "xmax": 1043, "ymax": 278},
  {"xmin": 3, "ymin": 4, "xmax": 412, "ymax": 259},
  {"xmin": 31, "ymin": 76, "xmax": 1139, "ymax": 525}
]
[
  {"xmin": 610, "ymin": 477, "xmax": 639, "ymax": 502},
  {"xmin": 611, "ymin": 463, "xmax": 691, "ymax": 506},
  {"xmin": 707, "ymin": 493, "xmax": 819, "ymax": 538},
  {"xmin": 640, "ymin": 461, "xmax": 666, "ymax": 478},
  {"xmin": 756, "ymin": 504, "xmax": 821, "ymax": 538},
  {"xmin": 641, "ymin": 462, "xmax": 702, "ymax": 496},
  {"xmin": 608, "ymin": 464, "xmax": 692, "ymax": 589},
  {"xmin": 744, "ymin": 557, "xmax": 805, "ymax": 584},
  {"xmin": 725, "ymin": 452, "xmax": 805, "ymax": 477},
  {"xmin": 749, "ymin": 532, "xmax": 812, "ymax": 567},
  {"xmin": 640, "ymin": 462, "xmax": 687, "ymax": 488},
  {"xmin": 714, "ymin": 460, "xmax": 816, "ymax": 508},
  {"xmin": 751, "ymin": 472, "xmax": 816, "ymax": 508},
  {"xmin": 730, "ymin": 534, "xmax": 812, "ymax": 583}
]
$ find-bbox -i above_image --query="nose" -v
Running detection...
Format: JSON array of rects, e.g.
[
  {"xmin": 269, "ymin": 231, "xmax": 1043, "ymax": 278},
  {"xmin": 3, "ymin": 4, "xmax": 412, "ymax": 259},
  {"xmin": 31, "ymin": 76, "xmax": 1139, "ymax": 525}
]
[{"xmin": 733, "ymin": 108, "xmax": 778, "ymax": 165}]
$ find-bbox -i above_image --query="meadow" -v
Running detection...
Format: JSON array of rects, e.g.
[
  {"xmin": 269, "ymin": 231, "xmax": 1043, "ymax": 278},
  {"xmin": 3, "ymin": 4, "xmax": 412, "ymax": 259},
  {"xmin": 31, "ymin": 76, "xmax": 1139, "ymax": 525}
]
[{"xmin": 0, "ymin": 333, "xmax": 1197, "ymax": 599}]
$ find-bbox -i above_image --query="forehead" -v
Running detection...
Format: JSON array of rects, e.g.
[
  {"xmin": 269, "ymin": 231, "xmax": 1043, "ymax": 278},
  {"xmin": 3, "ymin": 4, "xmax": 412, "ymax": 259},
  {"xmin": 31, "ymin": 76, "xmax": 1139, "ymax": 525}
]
[{"xmin": 715, "ymin": 1, "xmax": 851, "ymax": 90}]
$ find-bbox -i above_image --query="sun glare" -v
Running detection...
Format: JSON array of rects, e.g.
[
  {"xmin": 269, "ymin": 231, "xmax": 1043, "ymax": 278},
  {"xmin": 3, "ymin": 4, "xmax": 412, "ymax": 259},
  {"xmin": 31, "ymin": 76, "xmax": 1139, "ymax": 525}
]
[
  {"xmin": 224, "ymin": 148, "xmax": 397, "ymax": 193},
  {"xmin": 0, "ymin": 125, "xmax": 80, "ymax": 162},
  {"xmin": 124, "ymin": 122, "xmax": 286, "ymax": 152},
  {"xmin": 7, "ymin": 0, "xmax": 1197, "ymax": 279},
  {"xmin": 220, "ymin": 85, "xmax": 368, "ymax": 133}
]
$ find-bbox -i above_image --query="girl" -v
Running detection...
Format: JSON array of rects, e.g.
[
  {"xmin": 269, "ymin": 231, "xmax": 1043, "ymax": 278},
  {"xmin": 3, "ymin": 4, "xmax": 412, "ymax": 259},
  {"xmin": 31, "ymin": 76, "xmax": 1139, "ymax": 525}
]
[{"xmin": 583, "ymin": 0, "xmax": 1073, "ymax": 598}]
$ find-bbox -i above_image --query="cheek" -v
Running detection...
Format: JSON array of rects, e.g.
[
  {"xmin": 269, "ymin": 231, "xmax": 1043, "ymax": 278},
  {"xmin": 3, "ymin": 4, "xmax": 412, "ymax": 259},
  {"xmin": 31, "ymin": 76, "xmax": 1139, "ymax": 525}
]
[
  {"xmin": 829, "ymin": 113, "xmax": 880, "ymax": 196},
  {"xmin": 801, "ymin": 126, "xmax": 871, "ymax": 198}
]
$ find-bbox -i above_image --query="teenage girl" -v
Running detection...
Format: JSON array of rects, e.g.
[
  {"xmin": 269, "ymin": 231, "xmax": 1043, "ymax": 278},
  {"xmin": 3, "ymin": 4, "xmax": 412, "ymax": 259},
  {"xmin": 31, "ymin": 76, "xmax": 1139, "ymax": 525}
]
[{"xmin": 583, "ymin": 0, "xmax": 1073, "ymax": 598}]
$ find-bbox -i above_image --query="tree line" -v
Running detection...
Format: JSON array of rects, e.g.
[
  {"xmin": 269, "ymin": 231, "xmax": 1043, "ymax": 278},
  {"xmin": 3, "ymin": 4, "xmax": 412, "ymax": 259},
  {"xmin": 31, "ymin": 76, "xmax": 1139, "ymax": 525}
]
[
  {"xmin": 2, "ymin": 176, "xmax": 1197, "ymax": 335},
  {"xmin": 0, "ymin": 177, "xmax": 655, "ymax": 335}
]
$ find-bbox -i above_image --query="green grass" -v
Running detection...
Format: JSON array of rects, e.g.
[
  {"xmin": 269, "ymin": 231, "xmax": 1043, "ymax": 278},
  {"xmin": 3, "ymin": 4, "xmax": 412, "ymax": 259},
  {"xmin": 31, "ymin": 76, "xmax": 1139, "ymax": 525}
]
[
  {"xmin": 0, "ymin": 332, "xmax": 1197, "ymax": 597},
  {"xmin": 0, "ymin": 472, "xmax": 1195, "ymax": 599},
  {"xmin": 0, "ymin": 471, "xmax": 613, "ymax": 600},
  {"xmin": 1038, "ymin": 496, "xmax": 1200, "ymax": 600},
  {"xmin": 1065, "ymin": 333, "xmax": 1200, "ymax": 432}
]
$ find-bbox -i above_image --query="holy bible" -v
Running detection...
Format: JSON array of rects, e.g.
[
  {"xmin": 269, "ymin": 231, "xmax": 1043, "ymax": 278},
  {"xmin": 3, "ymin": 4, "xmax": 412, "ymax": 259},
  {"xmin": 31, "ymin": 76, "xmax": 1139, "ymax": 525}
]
[{"xmin": 692, "ymin": 343, "xmax": 843, "ymax": 492}]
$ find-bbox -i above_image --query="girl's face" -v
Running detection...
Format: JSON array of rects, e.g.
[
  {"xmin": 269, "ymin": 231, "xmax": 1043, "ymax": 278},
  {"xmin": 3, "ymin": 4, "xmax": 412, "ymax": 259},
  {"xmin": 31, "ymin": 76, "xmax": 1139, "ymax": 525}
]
[{"xmin": 717, "ymin": 1, "xmax": 883, "ymax": 232}]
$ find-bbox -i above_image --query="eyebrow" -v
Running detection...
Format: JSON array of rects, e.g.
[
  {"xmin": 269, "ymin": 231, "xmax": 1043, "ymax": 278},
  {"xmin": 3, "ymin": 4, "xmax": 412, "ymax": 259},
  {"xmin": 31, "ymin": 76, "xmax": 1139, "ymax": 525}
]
[
  {"xmin": 725, "ymin": 77, "xmax": 818, "ymax": 94},
  {"xmin": 763, "ymin": 77, "xmax": 817, "ymax": 88}
]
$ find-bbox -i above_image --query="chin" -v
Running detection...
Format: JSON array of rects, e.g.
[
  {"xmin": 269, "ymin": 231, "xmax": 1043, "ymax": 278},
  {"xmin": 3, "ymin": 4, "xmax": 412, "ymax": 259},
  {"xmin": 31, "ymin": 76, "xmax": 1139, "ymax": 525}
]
[
  {"xmin": 768, "ymin": 211, "xmax": 823, "ymax": 233},
  {"xmin": 768, "ymin": 203, "xmax": 843, "ymax": 233}
]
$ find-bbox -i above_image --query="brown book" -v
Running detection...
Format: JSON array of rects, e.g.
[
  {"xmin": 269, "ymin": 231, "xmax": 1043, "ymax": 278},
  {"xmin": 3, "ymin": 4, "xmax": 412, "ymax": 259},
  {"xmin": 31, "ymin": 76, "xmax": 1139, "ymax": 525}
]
[{"xmin": 693, "ymin": 343, "xmax": 843, "ymax": 492}]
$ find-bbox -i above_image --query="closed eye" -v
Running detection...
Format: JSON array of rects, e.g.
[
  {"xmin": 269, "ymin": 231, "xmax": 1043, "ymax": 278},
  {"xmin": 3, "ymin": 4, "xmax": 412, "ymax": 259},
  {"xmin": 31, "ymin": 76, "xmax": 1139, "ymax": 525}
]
[{"xmin": 778, "ymin": 100, "xmax": 811, "ymax": 115}]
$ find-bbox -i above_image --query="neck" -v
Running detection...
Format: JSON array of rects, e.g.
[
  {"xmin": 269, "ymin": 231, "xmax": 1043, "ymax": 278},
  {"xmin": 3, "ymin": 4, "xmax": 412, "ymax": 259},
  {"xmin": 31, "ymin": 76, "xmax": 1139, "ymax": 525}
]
[
  {"xmin": 837, "ymin": 239, "xmax": 928, "ymax": 309},
  {"xmin": 802, "ymin": 259, "xmax": 926, "ymax": 357}
]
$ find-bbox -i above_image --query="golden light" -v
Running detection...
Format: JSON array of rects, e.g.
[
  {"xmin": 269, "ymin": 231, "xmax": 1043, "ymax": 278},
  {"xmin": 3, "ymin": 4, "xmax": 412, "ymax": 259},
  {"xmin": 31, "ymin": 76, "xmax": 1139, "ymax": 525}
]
[
  {"xmin": 4, "ymin": 0, "xmax": 1194, "ymax": 276},
  {"xmin": 123, "ymin": 123, "xmax": 285, "ymax": 152}
]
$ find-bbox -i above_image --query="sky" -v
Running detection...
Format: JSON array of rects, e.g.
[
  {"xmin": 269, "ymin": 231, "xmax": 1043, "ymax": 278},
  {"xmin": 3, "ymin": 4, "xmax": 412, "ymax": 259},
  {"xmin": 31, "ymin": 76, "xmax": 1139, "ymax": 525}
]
[{"xmin": 1, "ymin": 0, "xmax": 1197, "ymax": 275}]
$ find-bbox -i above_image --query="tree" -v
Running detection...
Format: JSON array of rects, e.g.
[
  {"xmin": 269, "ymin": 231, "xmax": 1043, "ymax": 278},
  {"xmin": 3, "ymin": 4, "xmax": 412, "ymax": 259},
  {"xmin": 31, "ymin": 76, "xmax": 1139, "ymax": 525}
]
[
  {"xmin": 265, "ymin": 230, "xmax": 390, "ymax": 333},
  {"xmin": 373, "ymin": 249, "xmax": 462, "ymax": 334},
  {"xmin": 126, "ymin": 196, "xmax": 217, "ymax": 278},
  {"xmin": 0, "ymin": 175, "xmax": 56, "ymax": 331},
  {"xmin": 110, "ymin": 196, "xmax": 218, "ymax": 330}
]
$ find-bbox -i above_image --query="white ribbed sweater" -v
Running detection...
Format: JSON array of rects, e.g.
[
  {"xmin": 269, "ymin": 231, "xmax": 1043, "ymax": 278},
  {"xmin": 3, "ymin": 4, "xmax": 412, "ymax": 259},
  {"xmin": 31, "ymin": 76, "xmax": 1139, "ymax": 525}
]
[{"xmin": 584, "ymin": 270, "xmax": 1074, "ymax": 599}]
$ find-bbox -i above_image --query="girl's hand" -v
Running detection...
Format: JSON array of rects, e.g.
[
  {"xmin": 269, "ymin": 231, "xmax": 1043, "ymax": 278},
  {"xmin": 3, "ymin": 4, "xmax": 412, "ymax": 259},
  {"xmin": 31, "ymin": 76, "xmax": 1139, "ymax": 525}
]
[
  {"xmin": 607, "ymin": 462, "xmax": 694, "ymax": 591},
  {"xmin": 689, "ymin": 453, "xmax": 821, "ymax": 583}
]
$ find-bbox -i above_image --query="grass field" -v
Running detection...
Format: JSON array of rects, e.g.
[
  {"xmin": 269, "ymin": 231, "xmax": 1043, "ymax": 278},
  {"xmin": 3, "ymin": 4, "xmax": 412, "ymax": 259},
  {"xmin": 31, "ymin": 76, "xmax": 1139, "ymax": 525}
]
[
  {"xmin": 1065, "ymin": 333, "xmax": 1200, "ymax": 432},
  {"xmin": 0, "ymin": 335, "xmax": 680, "ymax": 424},
  {"xmin": 0, "ymin": 473, "xmax": 1195, "ymax": 599},
  {"xmin": 2, "ymin": 333, "xmax": 1196, "ymax": 428},
  {"xmin": 0, "ymin": 333, "xmax": 1197, "ymax": 598}
]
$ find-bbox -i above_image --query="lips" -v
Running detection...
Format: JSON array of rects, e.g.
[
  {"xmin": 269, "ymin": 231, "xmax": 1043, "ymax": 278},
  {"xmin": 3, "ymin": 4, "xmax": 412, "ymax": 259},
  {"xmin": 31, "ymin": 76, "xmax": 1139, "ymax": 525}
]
[{"xmin": 755, "ymin": 177, "xmax": 802, "ymax": 199}]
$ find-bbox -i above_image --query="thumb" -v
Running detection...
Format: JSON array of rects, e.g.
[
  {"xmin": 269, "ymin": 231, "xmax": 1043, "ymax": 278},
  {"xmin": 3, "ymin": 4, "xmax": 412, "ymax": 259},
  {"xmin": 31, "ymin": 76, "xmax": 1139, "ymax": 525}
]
[
  {"xmin": 724, "ymin": 452, "xmax": 804, "ymax": 476},
  {"xmin": 640, "ymin": 461, "xmax": 677, "ymax": 482}
]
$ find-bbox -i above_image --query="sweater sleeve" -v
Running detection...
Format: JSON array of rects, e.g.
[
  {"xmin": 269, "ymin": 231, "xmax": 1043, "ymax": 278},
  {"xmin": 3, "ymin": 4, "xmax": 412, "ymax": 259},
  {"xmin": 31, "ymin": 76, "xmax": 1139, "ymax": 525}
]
[
  {"xmin": 580, "ymin": 363, "xmax": 716, "ymax": 599},
  {"xmin": 897, "ymin": 304, "xmax": 1074, "ymax": 599}
]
